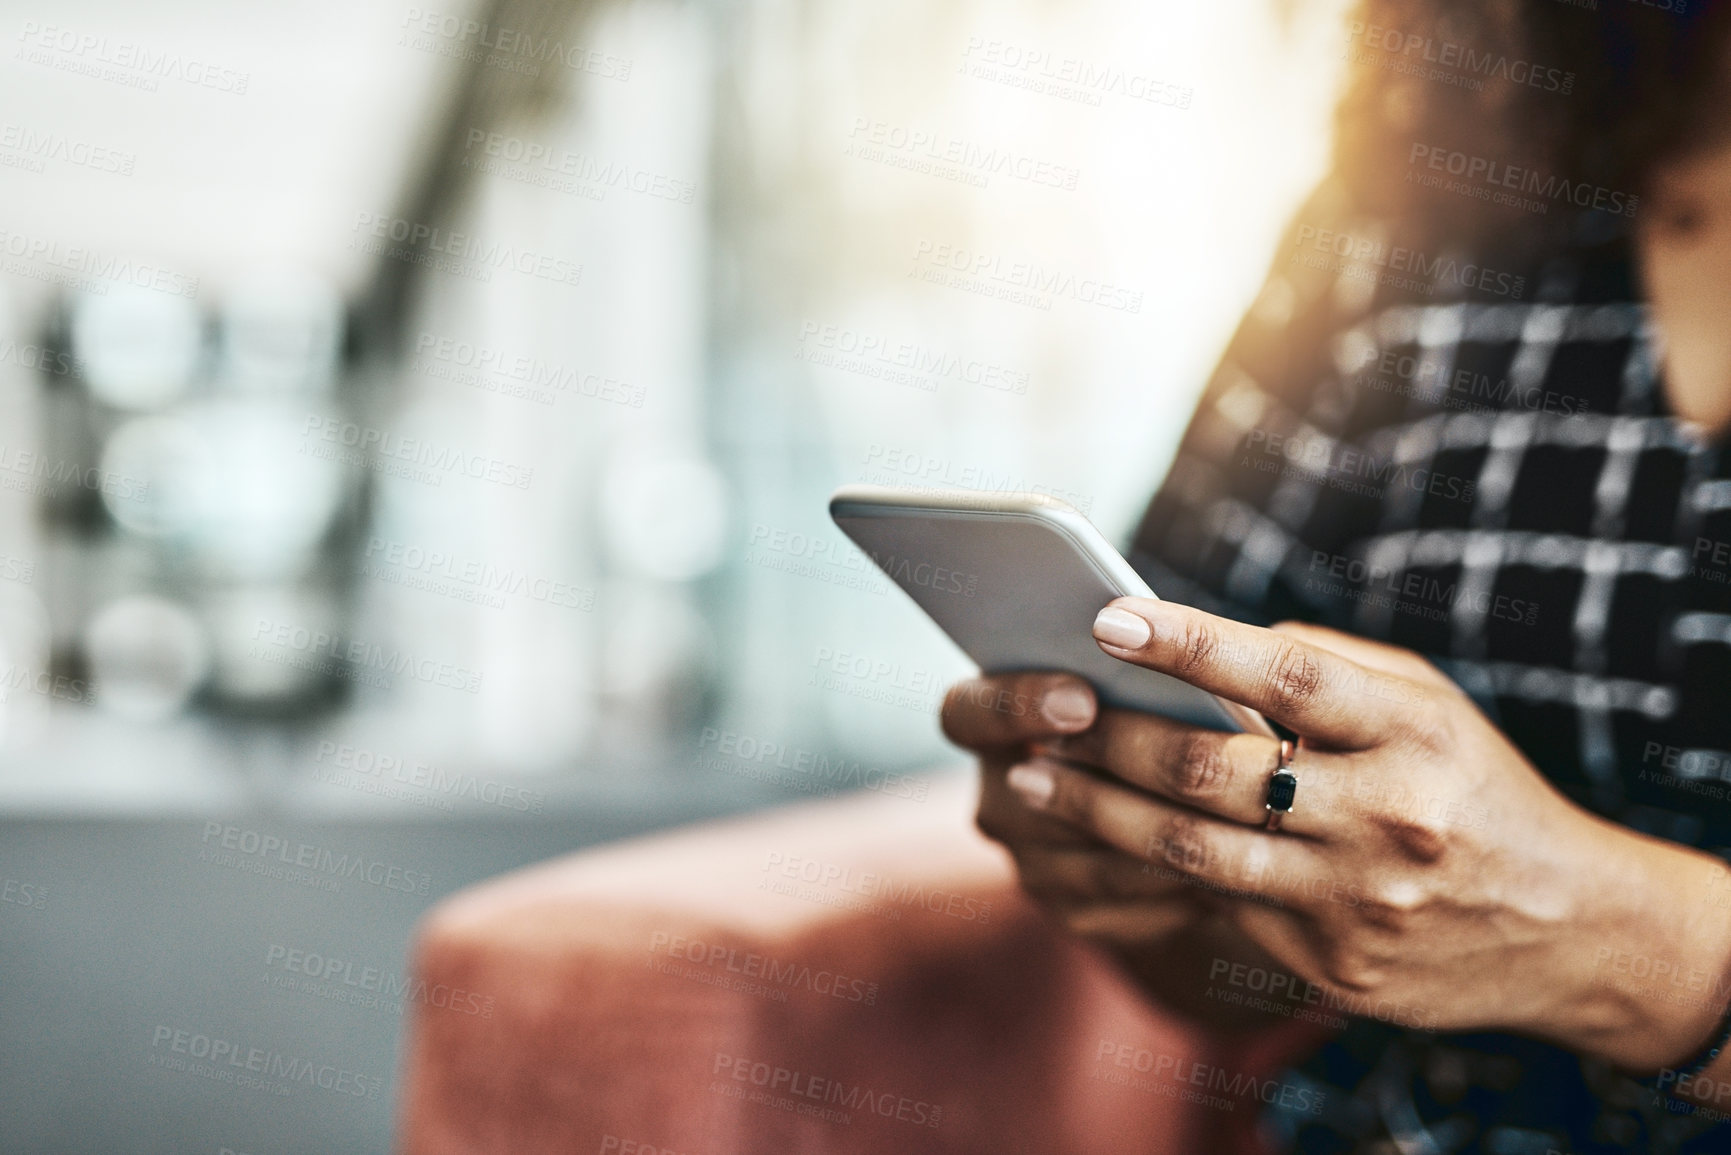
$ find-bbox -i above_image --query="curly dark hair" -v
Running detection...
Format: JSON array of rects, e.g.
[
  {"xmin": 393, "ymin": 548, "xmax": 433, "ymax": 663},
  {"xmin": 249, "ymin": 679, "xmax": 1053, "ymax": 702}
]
[{"xmin": 1334, "ymin": 0, "xmax": 1731, "ymax": 247}]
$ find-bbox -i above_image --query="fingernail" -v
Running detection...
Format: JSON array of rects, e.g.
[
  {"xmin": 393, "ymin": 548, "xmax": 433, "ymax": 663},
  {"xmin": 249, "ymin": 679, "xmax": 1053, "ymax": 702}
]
[
  {"xmin": 1007, "ymin": 761, "xmax": 1056, "ymax": 808},
  {"xmin": 1041, "ymin": 684, "xmax": 1094, "ymax": 729},
  {"xmin": 1093, "ymin": 606, "xmax": 1151, "ymax": 650}
]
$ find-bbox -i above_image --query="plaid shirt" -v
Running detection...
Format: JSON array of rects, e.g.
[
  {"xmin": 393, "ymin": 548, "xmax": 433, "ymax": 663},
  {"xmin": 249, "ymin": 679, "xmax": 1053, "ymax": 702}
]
[{"xmin": 1130, "ymin": 178, "xmax": 1731, "ymax": 1154}]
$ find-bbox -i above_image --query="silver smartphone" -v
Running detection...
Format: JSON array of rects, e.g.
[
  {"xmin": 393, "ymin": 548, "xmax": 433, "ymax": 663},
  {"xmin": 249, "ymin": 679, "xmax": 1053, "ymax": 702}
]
[{"xmin": 828, "ymin": 484, "xmax": 1274, "ymax": 735}]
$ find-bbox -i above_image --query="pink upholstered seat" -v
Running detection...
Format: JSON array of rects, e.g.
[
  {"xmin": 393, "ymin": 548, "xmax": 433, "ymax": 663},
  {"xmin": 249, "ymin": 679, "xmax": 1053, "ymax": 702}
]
[{"xmin": 397, "ymin": 774, "xmax": 1305, "ymax": 1154}]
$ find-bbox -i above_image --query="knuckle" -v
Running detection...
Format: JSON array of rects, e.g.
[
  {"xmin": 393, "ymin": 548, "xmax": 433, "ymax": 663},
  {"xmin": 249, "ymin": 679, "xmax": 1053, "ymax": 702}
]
[
  {"xmin": 1171, "ymin": 618, "xmax": 1219, "ymax": 677},
  {"xmin": 1174, "ymin": 731, "xmax": 1232, "ymax": 798},
  {"xmin": 1081, "ymin": 854, "xmax": 1120, "ymax": 899},
  {"xmin": 1356, "ymin": 879, "xmax": 1427, "ymax": 930},
  {"xmin": 1060, "ymin": 907, "xmax": 1102, "ymax": 937},
  {"xmin": 1158, "ymin": 812, "xmax": 1215, "ymax": 872},
  {"xmin": 1392, "ymin": 699, "xmax": 1458, "ymax": 758},
  {"xmin": 998, "ymin": 678, "xmax": 1041, "ymax": 722},
  {"xmin": 1265, "ymin": 641, "xmax": 1325, "ymax": 715},
  {"xmin": 1046, "ymin": 771, "xmax": 1087, "ymax": 825},
  {"xmin": 1093, "ymin": 857, "xmax": 1140, "ymax": 901},
  {"xmin": 1320, "ymin": 944, "xmax": 1384, "ymax": 993},
  {"xmin": 1010, "ymin": 672, "xmax": 1063, "ymax": 705},
  {"xmin": 1379, "ymin": 811, "xmax": 1451, "ymax": 865}
]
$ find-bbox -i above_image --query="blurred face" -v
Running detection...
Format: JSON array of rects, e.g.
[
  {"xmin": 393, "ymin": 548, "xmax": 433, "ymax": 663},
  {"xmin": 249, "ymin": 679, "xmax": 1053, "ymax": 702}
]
[{"xmin": 1638, "ymin": 137, "xmax": 1731, "ymax": 438}]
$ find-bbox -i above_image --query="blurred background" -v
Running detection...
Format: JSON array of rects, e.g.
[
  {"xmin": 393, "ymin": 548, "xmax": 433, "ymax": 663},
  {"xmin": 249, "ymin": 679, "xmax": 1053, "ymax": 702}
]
[{"xmin": 0, "ymin": 0, "xmax": 1348, "ymax": 1149}]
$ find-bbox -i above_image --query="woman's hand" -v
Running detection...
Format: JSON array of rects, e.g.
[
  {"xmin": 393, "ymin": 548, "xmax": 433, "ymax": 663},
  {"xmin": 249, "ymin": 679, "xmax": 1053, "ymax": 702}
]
[
  {"xmin": 995, "ymin": 598, "xmax": 1731, "ymax": 1073},
  {"xmin": 942, "ymin": 671, "xmax": 1292, "ymax": 1030},
  {"xmin": 942, "ymin": 673, "xmax": 1201, "ymax": 942}
]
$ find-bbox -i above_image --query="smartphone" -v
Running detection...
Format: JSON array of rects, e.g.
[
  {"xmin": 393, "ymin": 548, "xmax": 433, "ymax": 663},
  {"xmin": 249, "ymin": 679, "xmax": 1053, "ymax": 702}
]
[{"xmin": 828, "ymin": 484, "xmax": 1274, "ymax": 735}]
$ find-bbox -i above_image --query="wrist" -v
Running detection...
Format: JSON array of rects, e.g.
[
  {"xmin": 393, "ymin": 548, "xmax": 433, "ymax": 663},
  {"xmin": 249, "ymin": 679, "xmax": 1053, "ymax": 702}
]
[{"xmin": 1537, "ymin": 821, "xmax": 1731, "ymax": 1070}]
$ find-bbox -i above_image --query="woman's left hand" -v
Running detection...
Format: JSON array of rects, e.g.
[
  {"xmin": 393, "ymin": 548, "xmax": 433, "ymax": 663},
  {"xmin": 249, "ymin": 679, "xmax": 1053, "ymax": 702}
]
[{"xmin": 1005, "ymin": 597, "xmax": 1731, "ymax": 1070}]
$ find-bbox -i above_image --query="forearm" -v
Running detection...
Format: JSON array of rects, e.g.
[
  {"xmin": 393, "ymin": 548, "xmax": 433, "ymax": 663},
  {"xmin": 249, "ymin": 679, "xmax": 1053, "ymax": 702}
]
[{"xmin": 1533, "ymin": 818, "xmax": 1731, "ymax": 1080}]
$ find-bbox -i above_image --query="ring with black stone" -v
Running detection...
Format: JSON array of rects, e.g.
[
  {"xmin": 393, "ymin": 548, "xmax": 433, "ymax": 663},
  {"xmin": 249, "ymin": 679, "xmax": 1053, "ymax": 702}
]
[{"xmin": 1264, "ymin": 740, "xmax": 1298, "ymax": 832}]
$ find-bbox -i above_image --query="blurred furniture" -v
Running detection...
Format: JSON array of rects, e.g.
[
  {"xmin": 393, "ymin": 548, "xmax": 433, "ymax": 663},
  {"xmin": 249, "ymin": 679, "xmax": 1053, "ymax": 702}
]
[{"xmin": 398, "ymin": 774, "xmax": 1309, "ymax": 1154}]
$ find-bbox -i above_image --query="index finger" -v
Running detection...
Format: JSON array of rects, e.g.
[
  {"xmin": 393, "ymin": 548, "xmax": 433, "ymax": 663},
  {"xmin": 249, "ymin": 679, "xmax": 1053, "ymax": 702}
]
[
  {"xmin": 940, "ymin": 673, "xmax": 1097, "ymax": 752},
  {"xmin": 1091, "ymin": 599, "xmax": 1417, "ymax": 747}
]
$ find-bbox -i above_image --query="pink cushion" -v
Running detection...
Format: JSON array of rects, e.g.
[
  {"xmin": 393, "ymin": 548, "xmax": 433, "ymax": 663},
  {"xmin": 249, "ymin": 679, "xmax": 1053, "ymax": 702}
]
[{"xmin": 398, "ymin": 775, "xmax": 1285, "ymax": 1154}]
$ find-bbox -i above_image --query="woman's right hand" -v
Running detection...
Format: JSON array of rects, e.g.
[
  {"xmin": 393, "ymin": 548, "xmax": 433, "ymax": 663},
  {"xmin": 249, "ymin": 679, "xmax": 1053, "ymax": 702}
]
[
  {"xmin": 942, "ymin": 672, "xmax": 1312, "ymax": 1035},
  {"xmin": 942, "ymin": 672, "xmax": 1213, "ymax": 951}
]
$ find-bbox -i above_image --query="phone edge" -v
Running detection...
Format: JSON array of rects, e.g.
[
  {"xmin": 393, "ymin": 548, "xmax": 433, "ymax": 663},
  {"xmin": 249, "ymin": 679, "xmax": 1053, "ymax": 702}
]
[{"xmin": 828, "ymin": 485, "xmax": 1276, "ymax": 738}]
